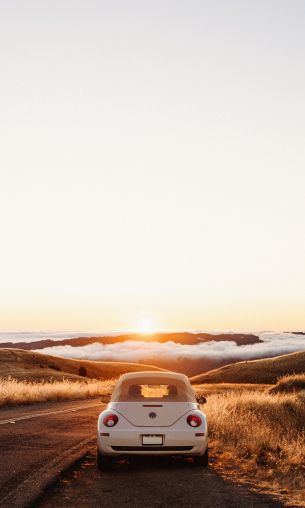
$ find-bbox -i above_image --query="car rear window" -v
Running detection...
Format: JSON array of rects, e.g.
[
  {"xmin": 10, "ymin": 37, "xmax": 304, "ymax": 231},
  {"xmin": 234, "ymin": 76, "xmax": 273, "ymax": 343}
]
[{"xmin": 135, "ymin": 384, "xmax": 176, "ymax": 398}]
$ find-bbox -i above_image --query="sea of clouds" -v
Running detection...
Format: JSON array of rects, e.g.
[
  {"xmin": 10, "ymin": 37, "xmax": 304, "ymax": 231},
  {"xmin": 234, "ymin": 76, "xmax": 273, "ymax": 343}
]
[{"xmin": 34, "ymin": 332, "xmax": 305, "ymax": 364}]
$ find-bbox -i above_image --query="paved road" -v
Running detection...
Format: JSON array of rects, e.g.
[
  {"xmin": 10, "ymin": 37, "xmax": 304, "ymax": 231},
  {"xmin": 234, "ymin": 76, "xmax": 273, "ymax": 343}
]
[
  {"xmin": 37, "ymin": 450, "xmax": 287, "ymax": 508},
  {"xmin": 0, "ymin": 399, "xmax": 103, "ymax": 508},
  {"xmin": 0, "ymin": 400, "xmax": 291, "ymax": 508}
]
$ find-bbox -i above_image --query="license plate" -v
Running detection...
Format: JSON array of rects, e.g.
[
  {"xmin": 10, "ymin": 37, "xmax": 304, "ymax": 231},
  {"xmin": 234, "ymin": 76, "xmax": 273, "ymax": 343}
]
[{"xmin": 142, "ymin": 434, "xmax": 163, "ymax": 445}]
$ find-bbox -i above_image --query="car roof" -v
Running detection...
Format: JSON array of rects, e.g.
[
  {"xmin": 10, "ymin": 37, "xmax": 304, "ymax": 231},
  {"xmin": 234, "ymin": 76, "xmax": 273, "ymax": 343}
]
[
  {"xmin": 111, "ymin": 371, "xmax": 196, "ymax": 402},
  {"xmin": 118, "ymin": 371, "xmax": 189, "ymax": 382}
]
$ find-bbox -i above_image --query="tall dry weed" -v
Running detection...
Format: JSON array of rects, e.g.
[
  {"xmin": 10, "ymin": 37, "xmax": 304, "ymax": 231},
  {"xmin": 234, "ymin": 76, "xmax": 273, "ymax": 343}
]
[{"xmin": 202, "ymin": 388, "xmax": 305, "ymax": 503}]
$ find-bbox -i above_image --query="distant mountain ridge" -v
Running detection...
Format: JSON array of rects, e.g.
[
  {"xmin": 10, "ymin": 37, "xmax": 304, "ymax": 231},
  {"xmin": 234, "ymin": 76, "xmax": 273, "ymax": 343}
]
[{"xmin": 0, "ymin": 332, "xmax": 261, "ymax": 350}]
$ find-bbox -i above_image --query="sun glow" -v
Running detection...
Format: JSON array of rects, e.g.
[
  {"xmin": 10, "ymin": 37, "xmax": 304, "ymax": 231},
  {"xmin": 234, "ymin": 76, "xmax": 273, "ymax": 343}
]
[{"xmin": 136, "ymin": 317, "xmax": 155, "ymax": 335}]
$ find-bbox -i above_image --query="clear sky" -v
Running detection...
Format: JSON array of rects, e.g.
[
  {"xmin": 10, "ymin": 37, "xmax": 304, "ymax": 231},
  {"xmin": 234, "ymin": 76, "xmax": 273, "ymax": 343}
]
[{"xmin": 0, "ymin": 0, "xmax": 304, "ymax": 331}]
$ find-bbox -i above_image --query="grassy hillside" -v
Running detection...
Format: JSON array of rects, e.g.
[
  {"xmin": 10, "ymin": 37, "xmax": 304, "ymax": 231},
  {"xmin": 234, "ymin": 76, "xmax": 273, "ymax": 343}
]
[
  {"xmin": 190, "ymin": 350, "xmax": 305, "ymax": 384},
  {"xmin": 0, "ymin": 348, "xmax": 164, "ymax": 381}
]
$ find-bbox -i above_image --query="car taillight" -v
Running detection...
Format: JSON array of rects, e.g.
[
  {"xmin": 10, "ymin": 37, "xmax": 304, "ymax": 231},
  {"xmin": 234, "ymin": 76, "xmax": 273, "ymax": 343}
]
[
  {"xmin": 103, "ymin": 414, "xmax": 118, "ymax": 427},
  {"xmin": 187, "ymin": 414, "xmax": 202, "ymax": 427}
]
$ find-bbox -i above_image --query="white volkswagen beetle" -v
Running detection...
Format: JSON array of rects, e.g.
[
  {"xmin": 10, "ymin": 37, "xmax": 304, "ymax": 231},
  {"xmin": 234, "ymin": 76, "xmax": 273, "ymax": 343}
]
[{"xmin": 97, "ymin": 371, "xmax": 208, "ymax": 469}]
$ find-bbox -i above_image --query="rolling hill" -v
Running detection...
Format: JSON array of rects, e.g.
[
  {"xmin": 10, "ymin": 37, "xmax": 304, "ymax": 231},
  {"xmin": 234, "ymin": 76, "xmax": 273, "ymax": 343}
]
[
  {"xmin": 190, "ymin": 350, "xmax": 305, "ymax": 384},
  {"xmin": 0, "ymin": 349, "xmax": 164, "ymax": 381}
]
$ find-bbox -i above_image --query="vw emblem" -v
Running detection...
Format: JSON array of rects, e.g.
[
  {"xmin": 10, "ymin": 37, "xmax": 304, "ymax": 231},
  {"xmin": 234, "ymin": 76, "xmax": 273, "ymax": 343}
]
[{"xmin": 149, "ymin": 412, "xmax": 157, "ymax": 419}]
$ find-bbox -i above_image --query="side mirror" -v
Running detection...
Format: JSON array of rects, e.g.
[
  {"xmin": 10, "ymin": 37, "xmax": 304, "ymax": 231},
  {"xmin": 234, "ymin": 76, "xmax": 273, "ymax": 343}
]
[{"xmin": 196, "ymin": 395, "xmax": 207, "ymax": 404}]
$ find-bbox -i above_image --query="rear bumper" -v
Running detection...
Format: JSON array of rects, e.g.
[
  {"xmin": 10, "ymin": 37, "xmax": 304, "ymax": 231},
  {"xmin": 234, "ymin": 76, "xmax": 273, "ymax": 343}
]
[{"xmin": 97, "ymin": 428, "xmax": 208, "ymax": 456}]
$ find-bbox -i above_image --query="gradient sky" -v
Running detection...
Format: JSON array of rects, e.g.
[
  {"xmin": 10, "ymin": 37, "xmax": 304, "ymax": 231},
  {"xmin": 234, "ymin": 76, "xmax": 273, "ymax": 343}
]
[{"xmin": 0, "ymin": 0, "xmax": 305, "ymax": 331}]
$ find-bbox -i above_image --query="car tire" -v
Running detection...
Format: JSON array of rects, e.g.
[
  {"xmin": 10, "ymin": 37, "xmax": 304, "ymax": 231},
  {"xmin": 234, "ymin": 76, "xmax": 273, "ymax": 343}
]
[
  {"xmin": 97, "ymin": 448, "xmax": 113, "ymax": 470},
  {"xmin": 193, "ymin": 447, "xmax": 208, "ymax": 467}
]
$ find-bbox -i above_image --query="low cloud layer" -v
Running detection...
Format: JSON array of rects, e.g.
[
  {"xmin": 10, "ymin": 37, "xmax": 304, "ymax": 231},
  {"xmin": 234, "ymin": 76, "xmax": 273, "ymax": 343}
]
[{"xmin": 36, "ymin": 332, "xmax": 305, "ymax": 365}]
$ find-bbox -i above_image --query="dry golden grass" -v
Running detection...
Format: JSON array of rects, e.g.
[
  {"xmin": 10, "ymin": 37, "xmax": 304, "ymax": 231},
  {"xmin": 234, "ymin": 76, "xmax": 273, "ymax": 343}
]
[
  {"xmin": 191, "ymin": 350, "xmax": 305, "ymax": 385},
  {"xmin": 195, "ymin": 382, "xmax": 271, "ymax": 395},
  {"xmin": 0, "ymin": 377, "xmax": 115, "ymax": 407},
  {"xmin": 195, "ymin": 383, "xmax": 305, "ymax": 506}
]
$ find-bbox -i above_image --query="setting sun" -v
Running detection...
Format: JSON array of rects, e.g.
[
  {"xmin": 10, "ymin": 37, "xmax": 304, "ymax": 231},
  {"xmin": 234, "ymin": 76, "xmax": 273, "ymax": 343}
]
[{"xmin": 136, "ymin": 317, "xmax": 155, "ymax": 335}]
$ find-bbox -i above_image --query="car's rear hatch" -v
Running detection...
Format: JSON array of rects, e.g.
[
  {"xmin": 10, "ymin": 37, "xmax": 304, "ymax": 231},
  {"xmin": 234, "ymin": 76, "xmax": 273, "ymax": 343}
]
[{"xmin": 109, "ymin": 402, "xmax": 196, "ymax": 427}]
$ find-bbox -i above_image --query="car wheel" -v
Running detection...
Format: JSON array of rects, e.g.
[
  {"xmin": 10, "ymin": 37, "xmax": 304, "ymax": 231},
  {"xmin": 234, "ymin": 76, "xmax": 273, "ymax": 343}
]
[
  {"xmin": 193, "ymin": 447, "xmax": 208, "ymax": 467},
  {"xmin": 97, "ymin": 448, "xmax": 113, "ymax": 470}
]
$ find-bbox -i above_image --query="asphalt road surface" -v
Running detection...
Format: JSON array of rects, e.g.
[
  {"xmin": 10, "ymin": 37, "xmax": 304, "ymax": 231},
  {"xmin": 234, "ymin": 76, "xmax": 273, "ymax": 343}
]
[
  {"xmin": 0, "ymin": 398, "xmax": 103, "ymax": 508},
  {"xmin": 37, "ymin": 451, "xmax": 288, "ymax": 508},
  {"xmin": 0, "ymin": 399, "xmax": 291, "ymax": 508}
]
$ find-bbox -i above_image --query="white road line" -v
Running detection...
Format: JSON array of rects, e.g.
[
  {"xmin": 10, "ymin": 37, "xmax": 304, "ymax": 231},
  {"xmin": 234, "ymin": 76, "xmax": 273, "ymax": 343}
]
[
  {"xmin": 0, "ymin": 402, "xmax": 102, "ymax": 426},
  {"xmin": 0, "ymin": 436, "xmax": 96, "ymax": 508}
]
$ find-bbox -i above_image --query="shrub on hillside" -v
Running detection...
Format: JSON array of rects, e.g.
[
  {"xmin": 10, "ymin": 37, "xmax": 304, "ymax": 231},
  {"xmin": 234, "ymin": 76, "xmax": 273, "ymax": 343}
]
[{"xmin": 269, "ymin": 373, "xmax": 305, "ymax": 394}]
